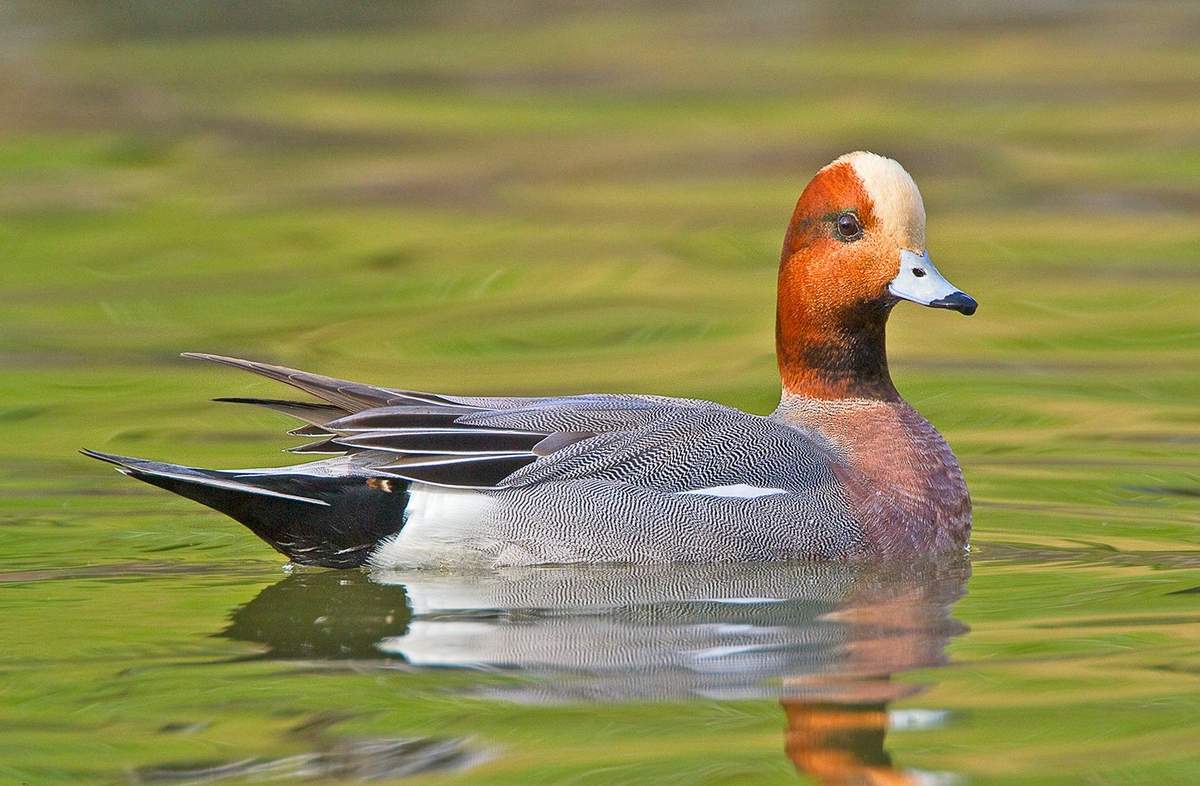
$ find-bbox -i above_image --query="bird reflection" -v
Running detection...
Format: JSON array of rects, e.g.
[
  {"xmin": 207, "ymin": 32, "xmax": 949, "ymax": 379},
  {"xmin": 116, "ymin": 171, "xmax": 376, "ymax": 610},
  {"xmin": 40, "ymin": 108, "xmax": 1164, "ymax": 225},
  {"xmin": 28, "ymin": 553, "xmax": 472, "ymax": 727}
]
[{"xmin": 221, "ymin": 555, "xmax": 969, "ymax": 783}]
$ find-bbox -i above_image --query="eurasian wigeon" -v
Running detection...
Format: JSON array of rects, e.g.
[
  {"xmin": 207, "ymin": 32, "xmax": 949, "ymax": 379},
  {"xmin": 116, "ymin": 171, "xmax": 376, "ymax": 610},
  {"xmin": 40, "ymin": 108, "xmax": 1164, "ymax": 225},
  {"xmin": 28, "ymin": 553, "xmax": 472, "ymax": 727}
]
[{"xmin": 84, "ymin": 151, "xmax": 976, "ymax": 568}]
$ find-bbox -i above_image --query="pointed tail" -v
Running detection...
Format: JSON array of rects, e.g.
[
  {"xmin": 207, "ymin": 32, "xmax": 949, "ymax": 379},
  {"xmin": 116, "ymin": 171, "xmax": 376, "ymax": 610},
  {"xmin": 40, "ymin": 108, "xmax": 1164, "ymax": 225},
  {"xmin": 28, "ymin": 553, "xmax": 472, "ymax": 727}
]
[{"xmin": 81, "ymin": 449, "xmax": 408, "ymax": 568}]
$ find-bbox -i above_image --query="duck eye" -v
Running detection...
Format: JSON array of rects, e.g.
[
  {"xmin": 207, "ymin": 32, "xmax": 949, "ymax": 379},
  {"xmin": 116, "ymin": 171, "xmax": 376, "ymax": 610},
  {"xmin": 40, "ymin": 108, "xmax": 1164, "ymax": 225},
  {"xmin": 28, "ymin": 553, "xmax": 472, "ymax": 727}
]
[{"xmin": 835, "ymin": 213, "xmax": 862, "ymax": 241}]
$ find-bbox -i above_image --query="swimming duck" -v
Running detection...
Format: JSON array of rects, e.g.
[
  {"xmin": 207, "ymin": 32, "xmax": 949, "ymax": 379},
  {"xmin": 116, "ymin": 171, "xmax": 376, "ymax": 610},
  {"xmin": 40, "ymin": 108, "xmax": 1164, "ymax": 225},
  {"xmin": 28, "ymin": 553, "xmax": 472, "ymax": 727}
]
[{"xmin": 84, "ymin": 151, "xmax": 976, "ymax": 569}]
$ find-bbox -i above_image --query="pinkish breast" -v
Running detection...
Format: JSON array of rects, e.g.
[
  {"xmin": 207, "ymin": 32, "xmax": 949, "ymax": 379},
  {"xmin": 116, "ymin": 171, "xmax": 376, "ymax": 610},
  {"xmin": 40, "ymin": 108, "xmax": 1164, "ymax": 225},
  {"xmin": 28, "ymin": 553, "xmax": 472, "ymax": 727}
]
[{"xmin": 774, "ymin": 397, "xmax": 971, "ymax": 556}]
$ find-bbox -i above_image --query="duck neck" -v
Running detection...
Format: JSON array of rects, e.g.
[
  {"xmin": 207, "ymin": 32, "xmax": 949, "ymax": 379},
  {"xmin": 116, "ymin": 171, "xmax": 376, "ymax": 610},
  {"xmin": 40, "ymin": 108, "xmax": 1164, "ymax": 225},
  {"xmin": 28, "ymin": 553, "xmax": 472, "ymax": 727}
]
[{"xmin": 775, "ymin": 278, "xmax": 898, "ymax": 402}]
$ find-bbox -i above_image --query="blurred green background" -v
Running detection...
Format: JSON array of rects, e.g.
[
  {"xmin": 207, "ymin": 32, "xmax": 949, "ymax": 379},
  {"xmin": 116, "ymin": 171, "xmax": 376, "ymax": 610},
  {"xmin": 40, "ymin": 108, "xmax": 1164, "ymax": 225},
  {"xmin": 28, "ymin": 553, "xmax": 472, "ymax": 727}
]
[
  {"xmin": 2, "ymin": 2, "xmax": 1199, "ymax": 784},
  {"xmin": 4, "ymin": 1, "xmax": 1199, "ymax": 494}
]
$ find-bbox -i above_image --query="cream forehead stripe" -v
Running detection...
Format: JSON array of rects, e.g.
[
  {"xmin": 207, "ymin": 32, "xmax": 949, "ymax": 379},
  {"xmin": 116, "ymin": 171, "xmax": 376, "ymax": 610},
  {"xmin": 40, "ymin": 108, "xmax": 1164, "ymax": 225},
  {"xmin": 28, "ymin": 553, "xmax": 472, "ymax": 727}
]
[{"xmin": 831, "ymin": 151, "xmax": 926, "ymax": 251}]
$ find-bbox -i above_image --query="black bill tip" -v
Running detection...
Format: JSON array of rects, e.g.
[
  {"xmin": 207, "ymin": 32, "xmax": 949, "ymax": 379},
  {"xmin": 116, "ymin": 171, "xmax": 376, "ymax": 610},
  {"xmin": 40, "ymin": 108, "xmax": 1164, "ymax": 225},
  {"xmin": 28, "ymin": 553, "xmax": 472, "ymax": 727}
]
[{"xmin": 929, "ymin": 291, "xmax": 977, "ymax": 316}]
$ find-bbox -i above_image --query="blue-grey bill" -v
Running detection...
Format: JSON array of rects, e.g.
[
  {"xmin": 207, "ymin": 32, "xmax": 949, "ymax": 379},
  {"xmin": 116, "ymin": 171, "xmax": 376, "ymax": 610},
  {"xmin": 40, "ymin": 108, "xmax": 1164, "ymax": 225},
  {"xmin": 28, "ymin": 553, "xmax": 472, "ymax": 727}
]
[{"xmin": 889, "ymin": 250, "xmax": 977, "ymax": 315}]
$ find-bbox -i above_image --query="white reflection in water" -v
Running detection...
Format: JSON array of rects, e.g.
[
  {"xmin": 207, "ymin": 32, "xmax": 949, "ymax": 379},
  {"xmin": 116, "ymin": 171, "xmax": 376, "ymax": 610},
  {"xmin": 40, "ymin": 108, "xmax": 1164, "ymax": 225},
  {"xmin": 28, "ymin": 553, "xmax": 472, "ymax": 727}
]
[
  {"xmin": 368, "ymin": 559, "xmax": 968, "ymax": 704},
  {"xmin": 224, "ymin": 555, "xmax": 969, "ymax": 784}
]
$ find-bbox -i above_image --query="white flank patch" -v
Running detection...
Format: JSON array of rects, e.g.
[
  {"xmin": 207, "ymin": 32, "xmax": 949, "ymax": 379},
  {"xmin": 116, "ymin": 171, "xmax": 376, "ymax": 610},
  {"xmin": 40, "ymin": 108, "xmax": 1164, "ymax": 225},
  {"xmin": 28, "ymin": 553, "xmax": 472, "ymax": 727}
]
[
  {"xmin": 678, "ymin": 484, "xmax": 789, "ymax": 499},
  {"xmin": 367, "ymin": 483, "xmax": 497, "ymax": 569},
  {"xmin": 834, "ymin": 151, "xmax": 926, "ymax": 251}
]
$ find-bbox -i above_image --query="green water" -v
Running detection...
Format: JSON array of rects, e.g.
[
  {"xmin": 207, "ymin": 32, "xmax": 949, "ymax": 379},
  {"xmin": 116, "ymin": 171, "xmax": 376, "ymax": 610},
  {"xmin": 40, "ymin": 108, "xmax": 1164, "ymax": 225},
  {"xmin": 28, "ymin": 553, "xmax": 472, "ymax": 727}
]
[{"xmin": 3, "ymin": 3, "xmax": 1199, "ymax": 784}]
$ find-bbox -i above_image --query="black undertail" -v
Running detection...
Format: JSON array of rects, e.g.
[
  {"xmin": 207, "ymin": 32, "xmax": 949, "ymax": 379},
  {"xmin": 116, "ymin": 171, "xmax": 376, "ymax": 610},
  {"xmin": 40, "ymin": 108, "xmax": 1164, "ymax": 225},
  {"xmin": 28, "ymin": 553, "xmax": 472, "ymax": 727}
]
[
  {"xmin": 81, "ymin": 353, "xmax": 590, "ymax": 567},
  {"xmin": 81, "ymin": 450, "xmax": 409, "ymax": 568}
]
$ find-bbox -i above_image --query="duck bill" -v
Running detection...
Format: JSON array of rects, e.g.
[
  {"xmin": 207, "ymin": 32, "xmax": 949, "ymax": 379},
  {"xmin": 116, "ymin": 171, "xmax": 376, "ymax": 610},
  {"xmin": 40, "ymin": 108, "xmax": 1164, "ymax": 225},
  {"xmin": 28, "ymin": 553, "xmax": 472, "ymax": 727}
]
[{"xmin": 888, "ymin": 250, "xmax": 977, "ymax": 316}]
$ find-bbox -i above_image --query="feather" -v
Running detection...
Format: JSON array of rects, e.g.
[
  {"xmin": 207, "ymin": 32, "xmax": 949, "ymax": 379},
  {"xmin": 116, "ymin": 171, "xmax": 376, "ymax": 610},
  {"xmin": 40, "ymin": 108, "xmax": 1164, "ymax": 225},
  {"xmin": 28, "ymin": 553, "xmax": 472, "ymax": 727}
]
[
  {"xmin": 336, "ymin": 429, "xmax": 549, "ymax": 456},
  {"xmin": 182, "ymin": 353, "xmax": 476, "ymax": 412},
  {"xmin": 532, "ymin": 431, "xmax": 596, "ymax": 456},
  {"xmin": 287, "ymin": 438, "xmax": 349, "ymax": 454},
  {"xmin": 287, "ymin": 424, "xmax": 335, "ymax": 437},
  {"xmin": 325, "ymin": 405, "xmax": 480, "ymax": 432},
  {"xmin": 213, "ymin": 397, "xmax": 346, "ymax": 426},
  {"xmin": 81, "ymin": 449, "xmax": 328, "ymax": 505},
  {"xmin": 80, "ymin": 449, "xmax": 410, "ymax": 568},
  {"xmin": 377, "ymin": 453, "xmax": 536, "ymax": 488}
]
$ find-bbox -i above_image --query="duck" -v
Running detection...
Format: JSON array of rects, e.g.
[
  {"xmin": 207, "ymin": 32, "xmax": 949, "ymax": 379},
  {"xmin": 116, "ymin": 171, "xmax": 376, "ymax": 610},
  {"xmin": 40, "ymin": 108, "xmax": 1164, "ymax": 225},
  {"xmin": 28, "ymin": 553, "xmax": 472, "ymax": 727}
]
[{"xmin": 83, "ymin": 151, "xmax": 977, "ymax": 569}]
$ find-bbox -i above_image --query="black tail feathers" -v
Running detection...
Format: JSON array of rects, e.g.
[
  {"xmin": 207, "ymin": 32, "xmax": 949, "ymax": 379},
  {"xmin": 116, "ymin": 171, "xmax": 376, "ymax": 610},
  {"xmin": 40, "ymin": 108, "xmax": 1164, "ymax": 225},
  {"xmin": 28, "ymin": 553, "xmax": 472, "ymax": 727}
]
[{"xmin": 81, "ymin": 450, "xmax": 408, "ymax": 568}]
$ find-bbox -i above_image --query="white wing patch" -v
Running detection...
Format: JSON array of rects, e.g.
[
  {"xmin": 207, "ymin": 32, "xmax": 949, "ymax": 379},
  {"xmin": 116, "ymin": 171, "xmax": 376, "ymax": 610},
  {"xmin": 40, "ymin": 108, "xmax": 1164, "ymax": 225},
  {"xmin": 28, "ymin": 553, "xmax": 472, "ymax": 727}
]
[{"xmin": 678, "ymin": 484, "xmax": 789, "ymax": 499}]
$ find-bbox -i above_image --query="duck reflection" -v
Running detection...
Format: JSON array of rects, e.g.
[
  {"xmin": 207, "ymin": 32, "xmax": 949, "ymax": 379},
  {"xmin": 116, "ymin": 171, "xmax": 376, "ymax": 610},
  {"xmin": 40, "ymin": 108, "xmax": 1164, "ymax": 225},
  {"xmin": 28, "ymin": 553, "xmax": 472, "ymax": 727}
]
[{"xmin": 222, "ymin": 556, "xmax": 969, "ymax": 783}]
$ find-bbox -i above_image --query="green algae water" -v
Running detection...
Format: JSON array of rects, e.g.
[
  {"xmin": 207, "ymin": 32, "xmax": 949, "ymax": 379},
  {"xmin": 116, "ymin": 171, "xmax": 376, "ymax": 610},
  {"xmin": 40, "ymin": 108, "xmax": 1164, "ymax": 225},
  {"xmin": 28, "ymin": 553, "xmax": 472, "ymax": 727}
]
[{"xmin": 3, "ymin": 3, "xmax": 1199, "ymax": 784}]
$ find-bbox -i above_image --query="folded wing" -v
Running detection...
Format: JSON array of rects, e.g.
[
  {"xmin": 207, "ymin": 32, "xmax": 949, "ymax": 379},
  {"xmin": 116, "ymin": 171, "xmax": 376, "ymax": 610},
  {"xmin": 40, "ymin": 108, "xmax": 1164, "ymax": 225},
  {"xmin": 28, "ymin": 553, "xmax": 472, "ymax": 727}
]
[{"xmin": 188, "ymin": 353, "xmax": 715, "ymax": 490}]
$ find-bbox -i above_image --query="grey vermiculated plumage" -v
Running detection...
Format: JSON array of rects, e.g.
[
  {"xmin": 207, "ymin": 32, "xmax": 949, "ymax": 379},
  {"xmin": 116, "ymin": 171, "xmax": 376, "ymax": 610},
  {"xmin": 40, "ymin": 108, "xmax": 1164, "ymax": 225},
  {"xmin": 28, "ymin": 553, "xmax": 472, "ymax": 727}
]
[
  {"xmin": 471, "ymin": 404, "xmax": 865, "ymax": 564},
  {"xmin": 486, "ymin": 478, "xmax": 861, "ymax": 566},
  {"xmin": 84, "ymin": 353, "xmax": 867, "ymax": 567}
]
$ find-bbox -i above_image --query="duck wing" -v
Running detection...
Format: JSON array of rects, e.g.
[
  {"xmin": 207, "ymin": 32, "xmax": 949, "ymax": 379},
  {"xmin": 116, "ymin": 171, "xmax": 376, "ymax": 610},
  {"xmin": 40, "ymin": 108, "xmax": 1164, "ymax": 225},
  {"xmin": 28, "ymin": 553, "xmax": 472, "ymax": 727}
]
[
  {"xmin": 184, "ymin": 354, "xmax": 726, "ymax": 490},
  {"xmin": 182, "ymin": 354, "xmax": 837, "ymax": 495}
]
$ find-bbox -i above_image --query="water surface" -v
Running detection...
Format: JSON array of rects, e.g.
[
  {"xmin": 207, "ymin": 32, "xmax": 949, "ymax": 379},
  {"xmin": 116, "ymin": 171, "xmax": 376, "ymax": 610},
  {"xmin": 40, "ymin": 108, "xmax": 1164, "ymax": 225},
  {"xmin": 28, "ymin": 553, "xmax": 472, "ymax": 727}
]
[{"xmin": 2, "ymin": 2, "xmax": 1199, "ymax": 783}]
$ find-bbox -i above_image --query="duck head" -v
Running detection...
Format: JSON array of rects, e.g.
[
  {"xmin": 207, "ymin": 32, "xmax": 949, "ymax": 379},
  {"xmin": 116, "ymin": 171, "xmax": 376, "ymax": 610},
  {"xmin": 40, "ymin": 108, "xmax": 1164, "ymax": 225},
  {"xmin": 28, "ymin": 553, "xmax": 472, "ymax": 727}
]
[{"xmin": 776, "ymin": 152, "xmax": 975, "ymax": 401}]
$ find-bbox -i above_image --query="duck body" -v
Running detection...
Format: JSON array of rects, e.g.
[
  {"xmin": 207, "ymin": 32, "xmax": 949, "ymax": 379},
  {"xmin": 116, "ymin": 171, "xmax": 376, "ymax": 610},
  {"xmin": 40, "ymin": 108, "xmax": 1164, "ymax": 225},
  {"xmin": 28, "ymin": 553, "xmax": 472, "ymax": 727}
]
[{"xmin": 84, "ymin": 152, "xmax": 975, "ymax": 569}]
